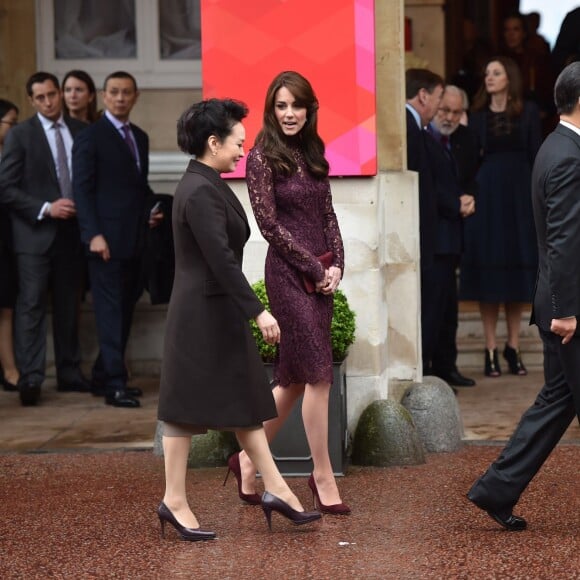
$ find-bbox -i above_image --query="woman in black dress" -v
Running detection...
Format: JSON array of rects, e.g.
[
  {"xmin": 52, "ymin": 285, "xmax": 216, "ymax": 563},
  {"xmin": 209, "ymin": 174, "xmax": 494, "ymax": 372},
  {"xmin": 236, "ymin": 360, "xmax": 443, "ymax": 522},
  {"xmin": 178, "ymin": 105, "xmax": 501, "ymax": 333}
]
[
  {"xmin": 0, "ymin": 98, "xmax": 20, "ymax": 391},
  {"xmin": 243, "ymin": 71, "xmax": 349, "ymax": 515},
  {"xmin": 156, "ymin": 98, "xmax": 320, "ymax": 541},
  {"xmin": 460, "ymin": 57, "xmax": 541, "ymax": 377}
]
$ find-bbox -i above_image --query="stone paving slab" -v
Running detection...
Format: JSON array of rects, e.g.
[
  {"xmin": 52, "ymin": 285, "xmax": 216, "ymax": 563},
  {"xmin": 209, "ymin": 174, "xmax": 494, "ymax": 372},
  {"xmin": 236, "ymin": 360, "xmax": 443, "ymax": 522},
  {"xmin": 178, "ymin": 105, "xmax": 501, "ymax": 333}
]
[
  {"xmin": 0, "ymin": 446, "xmax": 578, "ymax": 579},
  {"xmin": 0, "ymin": 371, "xmax": 578, "ymax": 454}
]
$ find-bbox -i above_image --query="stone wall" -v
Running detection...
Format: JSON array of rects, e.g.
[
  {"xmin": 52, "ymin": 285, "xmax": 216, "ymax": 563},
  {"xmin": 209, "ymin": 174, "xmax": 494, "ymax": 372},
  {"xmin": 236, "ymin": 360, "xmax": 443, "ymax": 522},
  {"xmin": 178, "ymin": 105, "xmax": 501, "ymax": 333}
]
[{"xmin": 3, "ymin": 0, "xmax": 425, "ymax": 433}]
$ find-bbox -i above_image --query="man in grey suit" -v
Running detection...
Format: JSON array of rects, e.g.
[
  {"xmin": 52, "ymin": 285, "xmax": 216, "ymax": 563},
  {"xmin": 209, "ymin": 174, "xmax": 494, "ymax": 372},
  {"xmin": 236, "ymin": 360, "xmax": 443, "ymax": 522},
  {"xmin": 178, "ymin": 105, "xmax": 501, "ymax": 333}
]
[
  {"xmin": 0, "ymin": 72, "xmax": 89, "ymax": 405},
  {"xmin": 467, "ymin": 62, "xmax": 580, "ymax": 530}
]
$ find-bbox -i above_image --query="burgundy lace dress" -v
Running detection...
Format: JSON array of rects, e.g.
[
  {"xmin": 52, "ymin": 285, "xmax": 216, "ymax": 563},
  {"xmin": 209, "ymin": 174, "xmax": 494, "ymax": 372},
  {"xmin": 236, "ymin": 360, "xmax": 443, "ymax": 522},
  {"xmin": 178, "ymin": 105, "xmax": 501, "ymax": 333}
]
[{"xmin": 246, "ymin": 144, "xmax": 344, "ymax": 387}]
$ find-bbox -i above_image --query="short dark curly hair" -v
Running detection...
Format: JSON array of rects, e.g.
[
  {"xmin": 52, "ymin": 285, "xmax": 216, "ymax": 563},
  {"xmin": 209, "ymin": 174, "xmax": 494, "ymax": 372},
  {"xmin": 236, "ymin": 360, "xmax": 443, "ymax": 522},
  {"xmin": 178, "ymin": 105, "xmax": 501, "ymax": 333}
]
[{"xmin": 177, "ymin": 98, "xmax": 248, "ymax": 157}]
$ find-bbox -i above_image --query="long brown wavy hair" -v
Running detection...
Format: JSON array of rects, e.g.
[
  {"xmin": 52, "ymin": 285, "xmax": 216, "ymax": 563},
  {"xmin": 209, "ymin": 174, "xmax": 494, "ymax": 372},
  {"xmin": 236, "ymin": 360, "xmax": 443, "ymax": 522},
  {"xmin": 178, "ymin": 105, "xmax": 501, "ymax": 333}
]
[
  {"xmin": 254, "ymin": 71, "xmax": 329, "ymax": 178},
  {"xmin": 471, "ymin": 56, "xmax": 523, "ymax": 117}
]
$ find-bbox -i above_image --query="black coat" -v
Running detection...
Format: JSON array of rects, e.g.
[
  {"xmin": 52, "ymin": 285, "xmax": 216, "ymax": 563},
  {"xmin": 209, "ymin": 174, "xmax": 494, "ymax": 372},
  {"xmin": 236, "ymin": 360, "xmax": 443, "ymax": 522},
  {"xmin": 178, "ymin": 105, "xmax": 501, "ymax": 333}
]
[
  {"xmin": 143, "ymin": 193, "xmax": 175, "ymax": 305},
  {"xmin": 157, "ymin": 160, "xmax": 276, "ymax": 429},
  {"xmin": 531, "ymin": 123, "xmax": 580, "ymax": 330}
]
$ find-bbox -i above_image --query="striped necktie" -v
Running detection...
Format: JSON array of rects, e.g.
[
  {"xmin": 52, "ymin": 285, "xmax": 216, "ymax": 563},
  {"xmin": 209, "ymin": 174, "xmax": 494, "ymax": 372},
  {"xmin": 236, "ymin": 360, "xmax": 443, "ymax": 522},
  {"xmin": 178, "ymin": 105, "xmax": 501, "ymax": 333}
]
[{"xmin": 53, "ymin": 122, "xmax": 72, "ymax": 199}]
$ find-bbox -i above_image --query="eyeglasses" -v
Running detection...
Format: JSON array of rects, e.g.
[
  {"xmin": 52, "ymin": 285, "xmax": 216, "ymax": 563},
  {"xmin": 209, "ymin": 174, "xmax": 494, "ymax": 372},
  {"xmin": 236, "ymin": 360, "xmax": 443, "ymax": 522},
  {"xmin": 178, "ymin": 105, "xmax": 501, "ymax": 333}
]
[
  {"xmin": 438, "ymin": 107, "xmax": 463, "ymax": 117},
  {"xmin": 0, "ymin": 120, "xmax": 18, "ymax": 126}
]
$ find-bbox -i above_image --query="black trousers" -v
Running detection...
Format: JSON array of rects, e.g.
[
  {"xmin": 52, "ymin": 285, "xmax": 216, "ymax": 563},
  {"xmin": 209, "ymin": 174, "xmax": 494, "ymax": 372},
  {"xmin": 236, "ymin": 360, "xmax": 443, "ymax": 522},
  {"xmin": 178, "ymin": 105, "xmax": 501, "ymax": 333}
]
[
  {"xmin": 88, "ymin": 256, "xmax": 143, "ymax": 391},
  {"xmin": 468, "ymin": 329, "xmax": 580, "ymax": 513},
  {"xmin": 14, "ymin": 227, "xmax": 83, "ymax": 384},
  {"xmin": 421, "ymin": 254, "xmax": 459, "ymax": 372}
]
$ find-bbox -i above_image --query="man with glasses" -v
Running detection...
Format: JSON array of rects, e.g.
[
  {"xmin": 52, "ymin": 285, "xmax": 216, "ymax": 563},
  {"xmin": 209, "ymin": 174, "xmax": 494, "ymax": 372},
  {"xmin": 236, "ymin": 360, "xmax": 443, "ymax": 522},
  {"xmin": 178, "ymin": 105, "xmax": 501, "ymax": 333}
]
[{"xmin": 423, "ymin": 85, "xmax": 479, "ymax": 388}]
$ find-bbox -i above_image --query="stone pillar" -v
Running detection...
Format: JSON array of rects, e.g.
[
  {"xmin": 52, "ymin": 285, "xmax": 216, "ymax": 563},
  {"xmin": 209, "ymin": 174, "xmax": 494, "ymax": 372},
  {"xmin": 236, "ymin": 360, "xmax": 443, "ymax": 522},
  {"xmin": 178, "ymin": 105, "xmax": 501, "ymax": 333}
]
[{"xmin": 376, "ymin": 0, "xmax": 422, "ymax": 402}]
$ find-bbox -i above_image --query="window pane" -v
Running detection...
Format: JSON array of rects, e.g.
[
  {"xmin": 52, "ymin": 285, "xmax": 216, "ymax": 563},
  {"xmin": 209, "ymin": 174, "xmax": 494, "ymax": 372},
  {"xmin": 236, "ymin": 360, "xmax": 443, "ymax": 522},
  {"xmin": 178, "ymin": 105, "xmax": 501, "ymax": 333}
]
[
  {"xmin": 159, "ymin": 0, "xmax": 201, "ymax": 60},
  {"xmin": 54, "ymin": 0, "xmax": 136, "ymax": 59}
]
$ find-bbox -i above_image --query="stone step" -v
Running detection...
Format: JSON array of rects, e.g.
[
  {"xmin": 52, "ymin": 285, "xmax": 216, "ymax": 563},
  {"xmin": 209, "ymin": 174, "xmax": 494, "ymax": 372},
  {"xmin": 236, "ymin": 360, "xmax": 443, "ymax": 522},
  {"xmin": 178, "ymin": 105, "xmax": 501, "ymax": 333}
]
[
  {"xmin": 456, "ymin": 309, "xmax": 543, "ymax": 369},
  {"xmin": 456, "ymin": 336, "xmax": 543, "ymax": 369}
]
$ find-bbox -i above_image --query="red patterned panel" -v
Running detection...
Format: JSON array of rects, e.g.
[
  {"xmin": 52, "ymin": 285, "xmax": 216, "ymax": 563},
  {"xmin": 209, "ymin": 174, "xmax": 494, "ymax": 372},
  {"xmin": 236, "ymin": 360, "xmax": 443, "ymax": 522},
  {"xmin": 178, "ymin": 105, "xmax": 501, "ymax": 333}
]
[{"xmin": 201, "ymin": 0, "xmax": 376, "ymax": 177}]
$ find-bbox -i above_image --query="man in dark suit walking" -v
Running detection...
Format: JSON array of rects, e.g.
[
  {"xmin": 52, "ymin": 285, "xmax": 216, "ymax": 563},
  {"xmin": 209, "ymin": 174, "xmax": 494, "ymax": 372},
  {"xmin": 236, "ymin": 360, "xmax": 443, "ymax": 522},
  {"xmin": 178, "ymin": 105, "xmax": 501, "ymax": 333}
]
[
  {"xmin": 467, "ymin": 62, "xmax": 580, "ymax": 531},
  {"xmin": 73, "ymin": 71, "xmax": 161, "ymax": 408},
  {"xmin": 0, "ymin": 72, "xmax": 89, "ymax": 406},
  {"xmin": 425, "ymin": 85, "xmax": 478, "ymax": 388}
]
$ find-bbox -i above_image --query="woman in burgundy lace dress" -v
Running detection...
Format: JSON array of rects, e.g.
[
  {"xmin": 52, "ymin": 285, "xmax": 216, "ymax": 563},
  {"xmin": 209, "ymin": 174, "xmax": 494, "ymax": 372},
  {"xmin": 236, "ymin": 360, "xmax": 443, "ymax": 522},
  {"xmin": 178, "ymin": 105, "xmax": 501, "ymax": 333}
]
[{"xmin": 242, "ymin": 71, "xmax": 350, "ymax": 515}]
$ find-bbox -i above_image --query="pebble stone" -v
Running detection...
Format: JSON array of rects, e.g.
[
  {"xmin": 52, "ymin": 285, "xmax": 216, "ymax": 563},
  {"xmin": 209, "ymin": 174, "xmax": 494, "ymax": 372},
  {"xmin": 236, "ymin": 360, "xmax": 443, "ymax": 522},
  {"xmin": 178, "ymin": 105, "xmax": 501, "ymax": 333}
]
[{"xmin": 1, "ymin": 446, "xmax": 579, "ymax": 578}]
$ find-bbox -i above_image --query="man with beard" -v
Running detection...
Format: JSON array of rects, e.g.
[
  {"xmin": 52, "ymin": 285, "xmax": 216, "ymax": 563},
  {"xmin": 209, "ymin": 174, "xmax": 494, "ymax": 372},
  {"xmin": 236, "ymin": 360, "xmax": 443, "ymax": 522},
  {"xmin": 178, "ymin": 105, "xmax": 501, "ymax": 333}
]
[{"xmin": 423, "ymin": 85, "xmax": 479, "ymax": 388}]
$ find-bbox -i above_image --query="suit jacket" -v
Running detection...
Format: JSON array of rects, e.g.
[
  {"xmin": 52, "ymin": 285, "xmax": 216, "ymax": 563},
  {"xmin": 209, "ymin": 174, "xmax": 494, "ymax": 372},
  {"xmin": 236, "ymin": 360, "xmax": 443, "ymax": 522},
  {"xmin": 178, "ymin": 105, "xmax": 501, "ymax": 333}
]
[
  {"xmin": 449, "ymin": 124, "xmax": 479, "ymax": 198},
  {"xmin": 72, "ymin": 115, "xmax": 154, "ymax": 260},
  {"xmin": 406, "ymin": 108, "xmax": 437, "ymax": 269},
  {"xmin": 424, "ymin": 129, "xmax": 463, "ymax": 256},
  {"xmin": 530, "ymin": 123, "xmax": 580, "ymax": 331},
  {"xmin": 0, "ymin": 114, "xmax": 87, "ymax": 254}
]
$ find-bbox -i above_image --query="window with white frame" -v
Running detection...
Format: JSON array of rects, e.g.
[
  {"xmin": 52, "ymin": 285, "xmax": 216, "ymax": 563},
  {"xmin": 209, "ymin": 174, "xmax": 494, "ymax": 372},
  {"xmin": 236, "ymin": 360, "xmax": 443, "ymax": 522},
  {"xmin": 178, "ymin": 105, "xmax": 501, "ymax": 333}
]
[{"xmin": 36, "ymin": 0, "xmax": 201, "ymax": 89}]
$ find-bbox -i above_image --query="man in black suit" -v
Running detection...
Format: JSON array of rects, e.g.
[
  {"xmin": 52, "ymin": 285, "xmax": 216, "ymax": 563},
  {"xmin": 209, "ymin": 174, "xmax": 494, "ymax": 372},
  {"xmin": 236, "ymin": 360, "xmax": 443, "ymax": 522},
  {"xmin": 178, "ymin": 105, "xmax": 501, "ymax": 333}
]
[
  {"xmin": 0, "ymin": 72, "xmax": 89, "ymax": 406},
  {"xmin": 467, "ymin": 62, "xmax": 580, "ymax": 531},
  {"xmin": 73, "ymin": 71, "xmax": 161, "ymax": 408},
  {"xmin": 425, "ymin": 86, "xmax": 478, "ymax": 388},
  {"xmin": 405, "ymin": 69, "xmax": 444, "ymax": 276}
]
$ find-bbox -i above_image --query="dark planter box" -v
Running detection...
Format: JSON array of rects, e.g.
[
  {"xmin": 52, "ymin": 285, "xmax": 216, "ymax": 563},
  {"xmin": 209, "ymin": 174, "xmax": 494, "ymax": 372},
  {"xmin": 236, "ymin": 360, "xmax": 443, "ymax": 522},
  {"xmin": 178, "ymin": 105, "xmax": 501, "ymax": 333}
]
[{"xmin": 264, "ymin": 362, "xmax": 348, "ymax": 476}]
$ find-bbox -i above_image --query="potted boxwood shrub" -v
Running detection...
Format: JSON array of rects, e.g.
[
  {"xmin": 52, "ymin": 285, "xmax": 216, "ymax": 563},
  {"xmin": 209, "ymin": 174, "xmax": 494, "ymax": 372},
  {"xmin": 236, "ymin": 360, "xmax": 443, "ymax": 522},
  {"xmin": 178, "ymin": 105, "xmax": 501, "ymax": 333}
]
[
  {"xmin": 250, "ymin": 279, "xmax": 356, "ymax": 363},
  {"xmin": 250, "ymin": 279, "xmax": 356, "ymax": 475}
]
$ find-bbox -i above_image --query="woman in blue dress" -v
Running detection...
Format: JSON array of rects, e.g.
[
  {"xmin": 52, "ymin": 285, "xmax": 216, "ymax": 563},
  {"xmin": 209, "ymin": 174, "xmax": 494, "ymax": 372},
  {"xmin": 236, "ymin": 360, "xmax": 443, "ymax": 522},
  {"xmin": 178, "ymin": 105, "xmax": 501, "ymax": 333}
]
[{"xmin": 460, "ymin": 56, "xmax": 541, "ymax": 377}]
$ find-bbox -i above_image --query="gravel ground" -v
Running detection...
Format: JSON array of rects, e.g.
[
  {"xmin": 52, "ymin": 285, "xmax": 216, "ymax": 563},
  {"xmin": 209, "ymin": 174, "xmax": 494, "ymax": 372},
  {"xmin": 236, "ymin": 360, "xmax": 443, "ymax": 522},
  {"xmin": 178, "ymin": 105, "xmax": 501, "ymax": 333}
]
[{"xmin": 1, "ymin": 445, "xmax": 578, "ymax": 579}]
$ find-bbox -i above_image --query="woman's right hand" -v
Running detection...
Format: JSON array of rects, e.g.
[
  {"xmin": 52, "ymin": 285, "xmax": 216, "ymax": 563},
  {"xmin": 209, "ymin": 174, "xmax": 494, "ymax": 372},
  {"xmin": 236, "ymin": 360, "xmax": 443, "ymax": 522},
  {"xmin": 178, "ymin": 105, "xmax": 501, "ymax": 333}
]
[{"xmin": 255, "ymin": 310, "xmax": 281, "ymax": 345}]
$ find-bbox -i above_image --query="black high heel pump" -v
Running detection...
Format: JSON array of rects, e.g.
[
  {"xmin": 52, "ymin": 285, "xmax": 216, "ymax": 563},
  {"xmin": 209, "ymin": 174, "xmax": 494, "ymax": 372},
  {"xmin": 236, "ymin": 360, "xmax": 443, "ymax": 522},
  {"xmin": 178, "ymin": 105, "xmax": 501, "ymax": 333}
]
[
  {"xmin": 223, "ymin": 452, "xmax": 262, "ymax": 505},
  {"xmin": 157, "ymin": 502, "xmax": 216, "ymax": 542},
  {"xmin": 261, "ymin": 491, "xmax": 321, "ymax": 530},
  {"xmin": 503, "ymin": 343, "xmax": 527, "ymax": 375}
]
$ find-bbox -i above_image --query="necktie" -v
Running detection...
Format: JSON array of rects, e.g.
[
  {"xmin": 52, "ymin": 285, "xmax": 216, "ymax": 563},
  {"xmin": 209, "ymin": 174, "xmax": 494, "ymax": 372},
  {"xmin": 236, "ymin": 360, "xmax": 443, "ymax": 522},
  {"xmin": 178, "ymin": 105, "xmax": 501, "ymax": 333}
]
[
  {"xmin": 53, "ymin": 122, "xmax": 72, "ymax": 199},
  {"xmin": 440, "ymin": 134, "xmax": 449, "ymax": 149},
  {"xmin": 122, "ymin": 124, "xmax": 139, "ymax": 163}
]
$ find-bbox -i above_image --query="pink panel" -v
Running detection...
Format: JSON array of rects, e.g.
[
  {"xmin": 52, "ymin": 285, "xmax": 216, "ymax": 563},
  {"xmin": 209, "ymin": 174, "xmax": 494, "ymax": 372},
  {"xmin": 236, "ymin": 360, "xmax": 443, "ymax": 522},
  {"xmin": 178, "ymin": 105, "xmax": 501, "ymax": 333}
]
[{"xmin": 201, "ymin": 0, "xmax": 376, "ymax": 177}]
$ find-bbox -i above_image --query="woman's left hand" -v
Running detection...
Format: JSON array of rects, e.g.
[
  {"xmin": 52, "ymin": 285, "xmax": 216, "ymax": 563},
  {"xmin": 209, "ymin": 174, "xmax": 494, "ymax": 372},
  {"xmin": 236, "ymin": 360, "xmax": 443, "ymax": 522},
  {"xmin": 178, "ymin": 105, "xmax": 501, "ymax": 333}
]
[
  {"xmin": 255, "ymin": 310, "xmax": 281, "ymax": 345},
  {"xmin": 320, "ymin": 266, "xmax": 341, "ymax": 295}
]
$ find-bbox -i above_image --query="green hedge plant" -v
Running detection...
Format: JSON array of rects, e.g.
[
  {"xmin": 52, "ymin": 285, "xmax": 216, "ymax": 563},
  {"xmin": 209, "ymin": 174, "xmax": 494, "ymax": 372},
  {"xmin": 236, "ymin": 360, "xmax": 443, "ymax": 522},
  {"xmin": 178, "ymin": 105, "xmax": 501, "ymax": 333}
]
[{"xmin": 250, "ymin": 279, "xmax": 356, "ymax": 363}]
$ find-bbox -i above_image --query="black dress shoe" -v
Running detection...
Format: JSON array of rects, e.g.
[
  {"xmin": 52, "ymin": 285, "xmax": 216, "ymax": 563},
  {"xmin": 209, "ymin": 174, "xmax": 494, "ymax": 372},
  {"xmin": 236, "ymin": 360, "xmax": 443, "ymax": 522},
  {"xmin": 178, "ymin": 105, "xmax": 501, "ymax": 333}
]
[
  {"xmin": 467, "ymin": 494, "xmax": 527, "ymax": 531},
  {"xmin": 105, "ymin": 390, "xmax": 141, "ymax": 408},
  {"xmin": 1, "ymin": 376, "xmax": 18, "ymax": 392},
  {"xmin": 18, "ymin": 382, "xmax": 41, "ymax": 406},
  {"xmin": 434, "ymin": 369, "xmax": 476, "ymax": 387},
  {"xmin": 57, "ymin": 376, "xmax": 92, "ymax": 392},
  {"xmin": 93, "ymin": 384, "xmax": 142, "ymax": 397}
]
